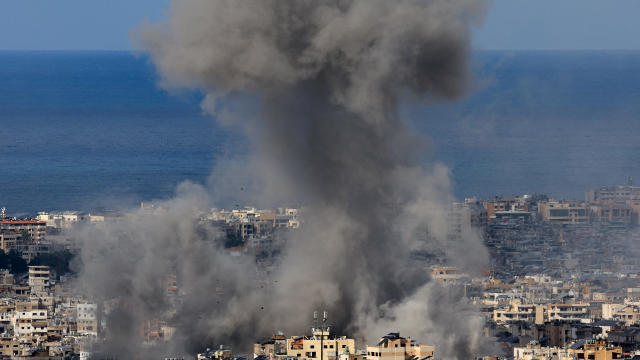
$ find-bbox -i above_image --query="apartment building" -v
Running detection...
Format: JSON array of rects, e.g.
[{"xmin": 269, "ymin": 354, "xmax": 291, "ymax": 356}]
[
  {"xmin": 513, "ymin": 343, "xmax": 569, "ymax": 360},
  {"xmin": 286, "ymin": 329, "xmax": 355, "ymax": 360},
  {"xmin": 0, "ymin": 220, "xmax": 46, "ymax": 242},
  {"xmin": 538, "ymin": 201, "xmax": 590, "ymax": 225},
  {"xmin": 28, "ymin": 266, "xmax": 51, "ymax": 297},
  {"xmin": 546, "ymin": 303, "xmax": 591, "ymax": 322},
  {"xmin": 76, "ymin": 303, "xmax": 98, "ymax": 336},
  {"xmin": 12, "ymin": 300, "xmax": 48, "ymax": 340},
  {"xmin": 493, "ymin": 301, "xmax": 590, "ymax": 324},
  {"xmin": 603, "ymin": 303, "xmax": 640, "ymax": 325},
  {"xmin": 365, "ymin": 333, "xmax": 434, "ymax": 360},
  {"xmin": 590, "ymin": 202, "xmax": 634, "ymax": 226},
  {"xmin": 493, "ymin": 304, "xmax": 545, "ymax": 324}
]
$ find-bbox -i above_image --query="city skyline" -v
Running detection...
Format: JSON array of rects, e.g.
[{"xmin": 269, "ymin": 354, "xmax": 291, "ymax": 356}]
[{"xmin": 1, "ymin": 1, "xmax": 640, "ymax": 358}]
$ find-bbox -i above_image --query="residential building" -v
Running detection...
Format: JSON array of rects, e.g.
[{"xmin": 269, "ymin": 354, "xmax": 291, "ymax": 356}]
[
  {"xmin": 365, "ymin": 333, "xmax": 434, "ymax": 360},
  {"xmin": 28, "ymin": 266, "xmax": 51, "ymax": 297},
  {"xmin": 76, "ymin": 303, "xmax": 98, "ymax": 336},
  {"xmin": 286, "ymin": 329, "xmax": 355, "ymax": 360},
  {"xmin": 538, "ymin": 201, "xmax": 590, "ymax": 225}
]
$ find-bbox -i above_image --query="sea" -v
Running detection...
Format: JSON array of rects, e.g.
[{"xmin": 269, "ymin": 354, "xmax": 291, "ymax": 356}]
[{"xmin": 1, "ymin": 50, "xmax": 640, "ymax": 215}]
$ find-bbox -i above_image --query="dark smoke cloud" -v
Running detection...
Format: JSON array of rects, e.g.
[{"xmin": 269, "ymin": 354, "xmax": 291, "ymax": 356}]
[{"xmin": 73, "ymin": 1, "xmax": 490, "ymax": 359}]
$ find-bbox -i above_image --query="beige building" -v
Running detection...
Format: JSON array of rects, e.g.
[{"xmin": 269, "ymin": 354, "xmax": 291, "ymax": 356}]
[
  {"xmin": 429, "ymin": 266, "xmax": 466, "ymax": 285},
  {"xmin": 286, "ymin": 329, "xmax": 356, "ymax": 360},
  {"xmin": 28, "ymin": 266, "xmax": 51, "ymax": 297},
  {"xmin": 563, "ymin": 339, "xmax": 623, "ymax": 360},
  {"xmin": 602, "ymin": 302, "xmax": 640, "ymax": 325},
  {"xmin": 493, "ymin": 301, "xmax": 590, "ymax": 324},
  {"xmin": 493, "ymin": 303, "xmax": 545, "ymax": 324},
  {"xmin": 365, "ymin": 333, "xmax": 434, "ymax": 360},
  {"xmin": 538, "ymin": 201, "xmax": 589, "ymax": 225}
]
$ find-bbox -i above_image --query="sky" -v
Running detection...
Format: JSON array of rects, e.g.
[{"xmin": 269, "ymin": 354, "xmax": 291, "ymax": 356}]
[{"xmin": 0, "ymin": 0, "xmax": 639, "ymax": 51}]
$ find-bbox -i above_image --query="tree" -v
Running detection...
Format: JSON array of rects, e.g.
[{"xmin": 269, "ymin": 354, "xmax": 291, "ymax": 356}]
[
  {"xmin": 29, "ymin": 250, "xmax": 75, "ymax": 278},
  {"xmin": 0, "ymin": 250, "xmax": 28, "ymax": 274}
]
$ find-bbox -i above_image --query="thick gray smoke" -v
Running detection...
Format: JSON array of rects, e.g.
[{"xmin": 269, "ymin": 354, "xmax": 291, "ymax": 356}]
[{"xmin": 73, "ymin": 1, "xmax": 490, "ymax": 359}]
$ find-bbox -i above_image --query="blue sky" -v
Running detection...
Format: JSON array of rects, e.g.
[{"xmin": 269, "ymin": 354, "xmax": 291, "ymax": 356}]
[{"xmin": 0, "ymin": 0, "xmax": 639, "ymax": 50}]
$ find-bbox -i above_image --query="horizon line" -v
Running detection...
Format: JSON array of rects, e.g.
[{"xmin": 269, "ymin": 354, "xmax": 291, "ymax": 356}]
[{"xmin": 1, "ymin": 48, "xmax": 640, "ymax": 53}]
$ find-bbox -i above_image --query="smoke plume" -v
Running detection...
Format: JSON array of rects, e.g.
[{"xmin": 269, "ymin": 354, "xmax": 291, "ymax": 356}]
[{"xmin": 73, "ymin": 1, "xmax": 490, "ymax": 359}]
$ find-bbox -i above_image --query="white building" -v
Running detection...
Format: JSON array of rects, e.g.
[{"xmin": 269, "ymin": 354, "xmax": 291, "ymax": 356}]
[{"xmin": 77, "ymin": 303, "xmax": 98, "ymax": 336}]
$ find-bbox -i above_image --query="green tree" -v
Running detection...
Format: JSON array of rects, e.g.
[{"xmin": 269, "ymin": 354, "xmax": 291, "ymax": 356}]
[
  {"xmin": 0, "ymin": 250, "xmax": 28, "ymax": 274},
  {"xmin": 29, "ymin": 250, "xmax": 75, "ymax": 278}
]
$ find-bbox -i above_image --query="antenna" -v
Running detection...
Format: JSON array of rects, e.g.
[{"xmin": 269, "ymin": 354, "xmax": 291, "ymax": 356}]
[{"xmin": 313, "ymin": 311, "xmax": 318, "ymax": 330}]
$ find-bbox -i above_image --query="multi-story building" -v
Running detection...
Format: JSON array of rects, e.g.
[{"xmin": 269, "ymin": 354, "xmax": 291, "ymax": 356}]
[
  {"xmin": 76, "ymin": 303, "xmax": 98, "ymax": 336},
  {"xmin": 564, "ymin": 339, "xmax": 623, "ymax": 360},
  {"xmin": 585, "ymin": 182, "xmax": 640, "ymax": 203},
  {"xmin": 365, "ymin": 333, "xmax": 434, "ymax": 360},
  {"xmin": 545, "ymin": 303, "xmax": 590, "ymax": 323},
  {"xmin": 0, "ymin": 220, "xmax": 50, "ymax": 261},
  {"xmin": 28, "ymin": 266, "xmax": 51, "ymax": 297},
  {"xmin": 12, "ymin": 300, "xmax": 48, "ymax": 340},
  {"xmin": 484, "ymin": 197, "xmax": 530, "ymax": 219},
  {"xmin": 513, "ymin": 342, "xmax": 568, "ymax": 360},
  {"xmin": 538, "ymin": 201, "xmax": 590, "ymax": 226},
  {"xmin": 254, "ymin": 332, "xmax": 287, "ymax": 360},
  {"xmin": 0, "ymin": 220, "xmax": 46, "ymax": 242},
  {"xmin": 493, "ymin": 302, "xmax": 590, "ymax": 324},
  {"xmin": 0, "ymin": 232, "xmax": 20, "ymax": 253},
  {"xmin": 286, "ymin": 329, "xmax": 355, "ymax": 360},
  {"xmin": 493, "ymin": 303, "xmax": 545, "ymax": 324},
  {"xmin": 546, "ymin": 303, "xmax": 591, "ymax": 322},
  {"xmin": 603, "ymin": 303, "xmax": 640, "ymax": 325},
  {"xmin": 36, "ymin": 211, "xmax": 89, "ymax": 229},
  {"xmin": 589, "ymin": 202, "xmax": 634, "ymax": 226},
  {"xmin": 429, "ymin": 266, "xmax": 466, "ymax": 285}
]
